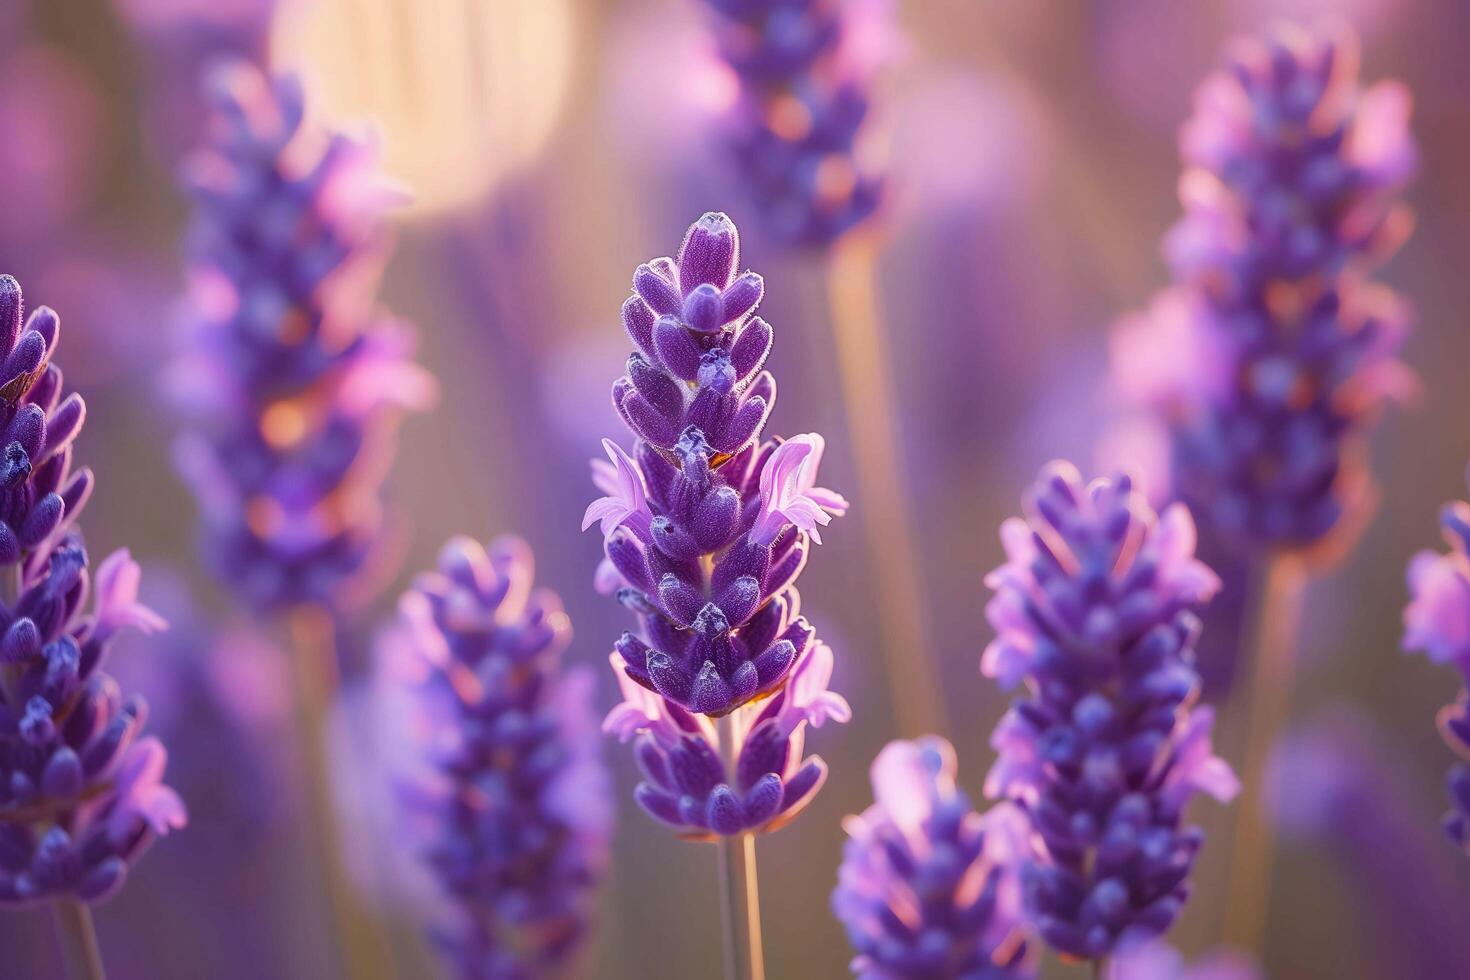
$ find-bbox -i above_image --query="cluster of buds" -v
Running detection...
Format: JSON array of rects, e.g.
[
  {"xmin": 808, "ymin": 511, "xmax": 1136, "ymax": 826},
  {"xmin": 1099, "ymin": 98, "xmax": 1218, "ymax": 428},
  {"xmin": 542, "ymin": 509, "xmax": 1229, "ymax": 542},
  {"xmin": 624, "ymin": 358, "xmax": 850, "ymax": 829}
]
[{"xmin": 590, "ymin": 213, "xmax": 850, "ymax": 837}]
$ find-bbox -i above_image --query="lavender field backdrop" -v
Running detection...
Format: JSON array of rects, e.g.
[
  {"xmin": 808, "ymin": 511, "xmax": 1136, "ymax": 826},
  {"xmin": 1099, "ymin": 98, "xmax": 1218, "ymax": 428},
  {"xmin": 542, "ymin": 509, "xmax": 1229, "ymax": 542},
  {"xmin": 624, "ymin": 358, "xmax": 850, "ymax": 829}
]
[{"xmin": 2, "ymin": 0, "xmax": 1469, "ymax": 978}]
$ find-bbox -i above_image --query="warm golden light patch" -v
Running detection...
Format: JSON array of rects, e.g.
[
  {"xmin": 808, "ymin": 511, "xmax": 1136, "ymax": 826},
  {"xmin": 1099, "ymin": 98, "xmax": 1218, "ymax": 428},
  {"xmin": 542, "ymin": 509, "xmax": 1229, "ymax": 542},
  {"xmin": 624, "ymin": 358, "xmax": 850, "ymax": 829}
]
[
  {"xmin": 767, "ymin": 94, "xmax": 813, "ymax": 142},
  {"xmin": 272, "ymin": 0, "xmax": 576, "ymax": 218},
  {"xmin": 815, "ymin": 154, "xmax": 858, "ymax": 204},
  {"xmin": 260, "ymin": 399, "xmax": 310, "ymax": 449}
]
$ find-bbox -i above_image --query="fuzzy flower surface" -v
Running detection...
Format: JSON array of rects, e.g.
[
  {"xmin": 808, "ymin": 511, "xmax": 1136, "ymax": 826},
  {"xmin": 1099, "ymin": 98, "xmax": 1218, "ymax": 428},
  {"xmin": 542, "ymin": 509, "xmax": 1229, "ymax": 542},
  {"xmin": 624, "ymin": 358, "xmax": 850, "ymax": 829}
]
[
  {"xmin": 698, "ymin": 0, "xmax": 890, "ymax": 246},
  {"xmin": 588, "ymin": 212, "xmax": 850, "ymax": 836},
  {"xmin": 1110, "ymin": 25, "xmax": 1416, "ymax": 550},
  {"xmin": 0, "ymin": 276, "xmax": 185, "ymax": 905},
  {"xmin": 1108, "ymin": 944, "xmax": 1259, "ymax": 980},
  {"xmin": 175, "ymin": 61, "xmax": 434, "ymax": 611},
  {"xmin": 381, "ymin": 535, "xmax": 610, "ymax": 978},
  {"xmin": 831, "ymin": 736, "xmax": 1036, "ymax": 979},
  {"xmin": 1403, "ymin": 466, "xmax": 1470, "ymax": 856},
  {"xmin": 982, "ymin": 462, "xmax": 1237, "ymax": 959}
]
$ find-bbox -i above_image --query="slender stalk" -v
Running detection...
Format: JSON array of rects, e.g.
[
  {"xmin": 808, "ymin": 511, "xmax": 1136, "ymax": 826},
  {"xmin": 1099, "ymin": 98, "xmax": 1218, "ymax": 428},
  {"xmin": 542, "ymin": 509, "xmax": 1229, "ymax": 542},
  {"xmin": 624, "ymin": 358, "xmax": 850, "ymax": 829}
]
[
  {"xmin": 288, "ymin": 605, "xmax": 397, "ymax": 980},
  {"xmin": 825, "ymin": 232, "xmax": 946, "ymax": 737},
  {"xmin": 716, "ymin": 714, "xmax": 764, "ymax": 980},
  {"xmin": 51, "ymin": 899, "xmax": 105, "ymax": 980},
  {"xmin": 1093, "ymin": 958, "xmax": 1107, "ymax": 980},
  {"xmin": 1221, "ymin": 554, "xmax": 1308, "ymax": 951},
  {"xmin": 2, "ymin": 562, "xmax": 22, "ymax": 607}
]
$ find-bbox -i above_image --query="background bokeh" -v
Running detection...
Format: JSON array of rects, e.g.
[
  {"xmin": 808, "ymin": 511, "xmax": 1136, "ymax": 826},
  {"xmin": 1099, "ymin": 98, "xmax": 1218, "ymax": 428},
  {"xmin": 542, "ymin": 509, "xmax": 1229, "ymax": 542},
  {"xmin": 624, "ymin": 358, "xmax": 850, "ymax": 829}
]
[{"xmin": 3, "ymin": 0, "xmax": 1469, "ymax": 977}]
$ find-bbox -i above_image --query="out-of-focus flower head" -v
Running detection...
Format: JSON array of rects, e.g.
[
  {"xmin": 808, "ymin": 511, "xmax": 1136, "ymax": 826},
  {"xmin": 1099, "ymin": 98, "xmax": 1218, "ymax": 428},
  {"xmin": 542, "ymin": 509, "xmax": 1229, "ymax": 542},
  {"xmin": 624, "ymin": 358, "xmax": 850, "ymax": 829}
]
[
  {"xmin": 1111, "ymin": 24, "xmax": 1416, "ymax": 553},
  {"xmin": 1404, "ymin": 467, "xmax": 1470, "ymax": 856},
  {"xmin": 832, "ymin": 736, "xmax": 1037, "ymax": 978},
  {"xmin": 695, "ymin": 0, "xmax": 894, "ymax": 246},
  {"xmin": 0, "ymin": 277, "xmax": 185, "ymax": 905},
  {"xmin": 381, "ymin": 536, "xmax": 609, "ymax": 977},
  {"xmin": 982, "ymin": 462, "xmax": 1236, "ymax": 960},
  {"xmin": 175, "ymin": 61, "xmax": 435, "ymax": 612}
]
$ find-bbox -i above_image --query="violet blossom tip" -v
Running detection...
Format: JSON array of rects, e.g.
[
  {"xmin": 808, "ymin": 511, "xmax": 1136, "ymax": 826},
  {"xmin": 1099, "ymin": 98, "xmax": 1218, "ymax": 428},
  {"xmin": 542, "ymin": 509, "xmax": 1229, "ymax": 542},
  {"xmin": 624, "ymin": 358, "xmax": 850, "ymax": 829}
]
[
  {"xmin": 582, "ymin": 438, "xmax": 651, "ymax": 539},
  {"xmin": 94, "ymin": 549, "xmax": 170, "ymax": 640},
  {"xmin": 753, "ymin": 434, "xmax": 848, "ymax": 546}
]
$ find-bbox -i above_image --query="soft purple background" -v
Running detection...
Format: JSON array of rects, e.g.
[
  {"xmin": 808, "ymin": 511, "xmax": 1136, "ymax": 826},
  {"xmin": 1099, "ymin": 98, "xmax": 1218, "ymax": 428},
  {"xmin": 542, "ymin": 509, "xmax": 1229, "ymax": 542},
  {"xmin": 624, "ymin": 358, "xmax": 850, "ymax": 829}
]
[{"xmin": 3, "ymin": 0, "xmax": 1469, "ymax": 977}]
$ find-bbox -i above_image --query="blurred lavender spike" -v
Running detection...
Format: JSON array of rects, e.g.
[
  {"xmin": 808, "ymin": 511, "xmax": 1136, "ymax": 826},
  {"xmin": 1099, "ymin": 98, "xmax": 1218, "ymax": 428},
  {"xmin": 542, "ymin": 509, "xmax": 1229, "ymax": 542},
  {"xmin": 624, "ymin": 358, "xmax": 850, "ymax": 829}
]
[
  {"xmin": 698, "ymin": 0, "xmax": 890, "ymax": 246},
  {"xmin": 586, "ymin": 212, "xmax": 851, "ymax": 838},
  {"xmin": 981, "ymin": 462, "xmax": 1238, "ymax": 961},
  {"xmin": 0, "ymin": 275, "xmax": 185, "ymax": 906},
  {"xmin": 382, "ymin": 535, "xmax": 611, "ymax": 978},
  {"xmin": 175, "ymin": 60, "xmax": 436, "ymax": 612},
  {"xmin": 831, "ymin": 736, "xmax": 1037, "ymax": 979},
  {"xmin": 1271, "ymin": 708, "xmax": 1470, "ymax": 976},
  {"xmin": 1403, "ymin": 467, "xmax": 1470, "ymax": 855},
  {"xmin": 1110, "ymin": 24, "xmax": 1417, "ymax": 552}
]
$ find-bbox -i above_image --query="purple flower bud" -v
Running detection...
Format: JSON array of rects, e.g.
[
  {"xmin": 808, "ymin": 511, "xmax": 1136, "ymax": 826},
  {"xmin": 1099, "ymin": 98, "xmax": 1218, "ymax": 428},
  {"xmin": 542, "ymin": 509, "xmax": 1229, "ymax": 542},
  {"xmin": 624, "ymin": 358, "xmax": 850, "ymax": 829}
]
[{"xmin": 654, "ymin": 314, "xmax": 704, "ymax": 380}]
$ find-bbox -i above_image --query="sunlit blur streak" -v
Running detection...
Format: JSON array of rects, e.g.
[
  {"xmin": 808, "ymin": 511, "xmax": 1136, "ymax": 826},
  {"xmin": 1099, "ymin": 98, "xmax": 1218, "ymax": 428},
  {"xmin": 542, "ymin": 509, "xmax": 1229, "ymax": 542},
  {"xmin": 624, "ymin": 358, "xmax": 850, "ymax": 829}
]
[
  {"xmin": 1221, "ymin": 554, "xmax": 1306, "ymax": 954},
  {"xmin": 271, "ymin": 0, "xmax": 575, "ymax": 219},
  {"xmin": 827, "ymin": 231, "xmax": 946, "ymax": 738}
]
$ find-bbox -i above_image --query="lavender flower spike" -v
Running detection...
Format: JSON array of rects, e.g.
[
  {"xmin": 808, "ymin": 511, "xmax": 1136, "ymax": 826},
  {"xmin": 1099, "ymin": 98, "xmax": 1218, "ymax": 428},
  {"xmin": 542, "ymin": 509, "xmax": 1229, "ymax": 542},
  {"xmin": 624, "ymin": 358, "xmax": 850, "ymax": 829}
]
[
  {"xmin": 982, "ymin": 462, "xmax": 1238, "ymax": 960},
  {"xmin": 0, "ymin": 275, "xmax": 185, "ymax": 905},
  {"xmin": 1403, "ymin": 465, "xmax": 1470, "ymax": 854},
  {"xmin": 698, "ymin": 0, "xmax": 889, "ymax": 245},
  {"xmin": 175, "ymin": 61, "xmax": 435, "ymax": 611},
  {"xmin": 831, "ymin": 737, "xmax": 1036, "ymax": 979},
  {"xmin": 1111, "ymin": 25, "xmax": 1416, "ymax": 549},
  {"xmin": 382, "ymin": 535, "xmax": 610, "ymax": 977},
  {"xmin": 589, "ymin": 211, "xmax": 851, "ymax": 837}
]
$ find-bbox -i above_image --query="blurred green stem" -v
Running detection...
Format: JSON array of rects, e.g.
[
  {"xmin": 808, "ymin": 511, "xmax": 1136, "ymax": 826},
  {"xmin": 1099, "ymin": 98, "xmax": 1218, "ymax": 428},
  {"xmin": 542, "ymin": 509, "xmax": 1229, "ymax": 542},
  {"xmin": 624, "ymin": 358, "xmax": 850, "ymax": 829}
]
[
  {"xmin": 289, "ymin": 605, "xmax": 397, "ymax": 980},
  {"xmin": 51, "ymin": 899, "xmax": 105, "ymax": 980},
  {"xmin": 1221, "ymin": 554, "xmax": 1308, "ymax": 952},
  {"xmin": 825, "ymin": 232, "xmax": 945, "ymax": 738},
  {"xmin": 717, "ymin": 714, "xmax": 764, "ymax": 980}
]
